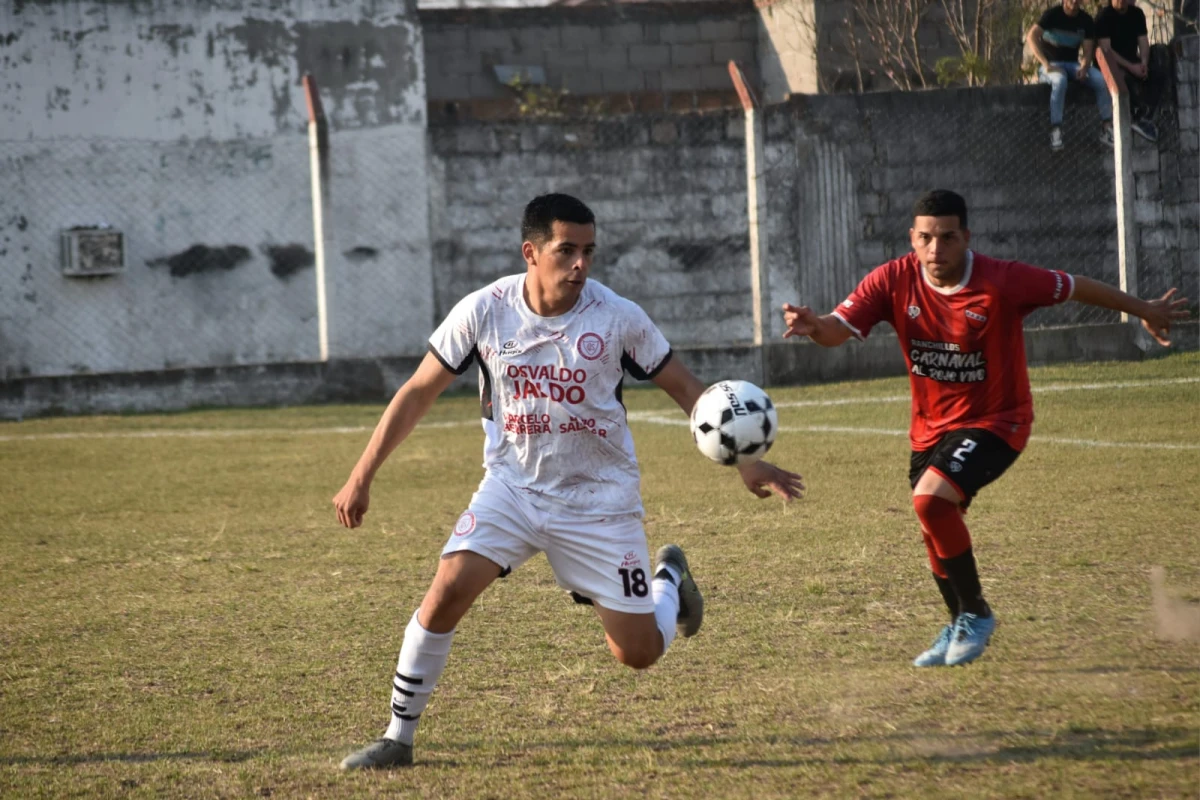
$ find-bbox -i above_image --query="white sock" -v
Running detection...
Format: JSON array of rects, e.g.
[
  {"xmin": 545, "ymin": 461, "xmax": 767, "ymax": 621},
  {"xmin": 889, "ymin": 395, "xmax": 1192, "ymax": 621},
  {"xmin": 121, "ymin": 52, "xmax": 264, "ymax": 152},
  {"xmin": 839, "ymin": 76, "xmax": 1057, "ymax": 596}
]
[
  {"xmin": 652, "ymin": 576, "xmax": 680, "ymax": 655},
  {"xmin": 383, "ymin": 610, "xmax": 455, "ymax": 744}
]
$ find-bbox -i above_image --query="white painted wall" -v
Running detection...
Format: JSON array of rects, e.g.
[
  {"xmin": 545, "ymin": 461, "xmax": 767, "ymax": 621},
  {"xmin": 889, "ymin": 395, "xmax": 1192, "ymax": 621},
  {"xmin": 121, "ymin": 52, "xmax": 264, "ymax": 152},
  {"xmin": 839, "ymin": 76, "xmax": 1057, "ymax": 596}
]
[
  {"xmin": 0, "ymin": 0, "xmax": 432, "ymax": 378},
  {"xmin": 756, "ymin": 0, "xmax": 818, "ymax": 103}
]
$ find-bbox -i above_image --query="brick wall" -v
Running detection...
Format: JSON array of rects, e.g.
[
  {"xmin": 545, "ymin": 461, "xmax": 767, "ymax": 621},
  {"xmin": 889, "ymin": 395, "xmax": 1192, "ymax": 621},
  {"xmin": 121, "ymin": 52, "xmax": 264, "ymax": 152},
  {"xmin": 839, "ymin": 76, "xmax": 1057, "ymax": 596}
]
[
  {"xmin": 759, "ymin": 82, "xmax": 1138, "ymax": 335},
  {"xmin": 427, "ymin": 112, "xmax": 753, "ymax": 347},
  {"xmin": 1134, "ymin": 35, "xmax": 1200, "ymax": 307},
  {"xmin": 421, "ymin": 1, "xmax": 759, "ymax": 116}
]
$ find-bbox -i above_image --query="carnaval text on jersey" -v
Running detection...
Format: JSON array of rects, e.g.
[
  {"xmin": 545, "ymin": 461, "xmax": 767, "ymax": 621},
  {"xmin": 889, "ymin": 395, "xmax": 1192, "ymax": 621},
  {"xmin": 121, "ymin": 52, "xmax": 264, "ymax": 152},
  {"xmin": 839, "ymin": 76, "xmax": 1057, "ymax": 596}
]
[{"xmin": 908, "ymin": 338, "xmax": 988, "ymax": 383}]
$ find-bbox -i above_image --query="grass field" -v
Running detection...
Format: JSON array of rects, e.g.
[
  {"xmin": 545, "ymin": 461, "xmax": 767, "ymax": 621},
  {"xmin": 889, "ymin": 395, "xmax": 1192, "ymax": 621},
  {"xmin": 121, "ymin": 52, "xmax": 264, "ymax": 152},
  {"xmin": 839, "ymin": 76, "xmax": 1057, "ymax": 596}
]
[{"xmin": 2, "ymin": 353, "xmax": 1198, "ymax": 799}]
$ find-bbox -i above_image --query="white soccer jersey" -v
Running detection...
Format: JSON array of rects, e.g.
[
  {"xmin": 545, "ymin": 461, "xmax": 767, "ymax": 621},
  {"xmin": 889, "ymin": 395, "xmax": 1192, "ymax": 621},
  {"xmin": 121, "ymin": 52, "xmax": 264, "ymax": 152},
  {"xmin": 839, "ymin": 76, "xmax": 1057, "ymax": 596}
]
[{"xmin": 427, "ymin": 274, "xmax": 673, "ymax": 516}]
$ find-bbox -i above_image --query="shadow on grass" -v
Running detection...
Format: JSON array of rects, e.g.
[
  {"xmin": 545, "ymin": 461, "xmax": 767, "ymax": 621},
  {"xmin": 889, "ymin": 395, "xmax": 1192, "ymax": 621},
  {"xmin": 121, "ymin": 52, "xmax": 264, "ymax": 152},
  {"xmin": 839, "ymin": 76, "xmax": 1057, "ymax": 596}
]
[
  {"xmin": 431, "ymin": 726, "xmax": 1198, "ymax": 769},
  {"xmin": 0, "ymin": 749, "xmax": 260, "ymax": 767},
  {"xmin": 1019, "ymin": 664, "xmax": 1200, "ymax": 675}
]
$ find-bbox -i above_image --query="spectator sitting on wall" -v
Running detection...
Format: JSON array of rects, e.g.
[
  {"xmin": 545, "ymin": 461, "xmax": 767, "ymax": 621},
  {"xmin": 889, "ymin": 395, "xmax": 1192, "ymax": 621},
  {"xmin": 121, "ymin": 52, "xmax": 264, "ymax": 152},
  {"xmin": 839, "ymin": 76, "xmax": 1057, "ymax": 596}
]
[
  {"xmin": 1026, "ymin": 0, "xmax": 1114, "ymax": 151},
  {"xmin": 1097, "ymin": 0, "xmax": 1162, "ymax": 142}
]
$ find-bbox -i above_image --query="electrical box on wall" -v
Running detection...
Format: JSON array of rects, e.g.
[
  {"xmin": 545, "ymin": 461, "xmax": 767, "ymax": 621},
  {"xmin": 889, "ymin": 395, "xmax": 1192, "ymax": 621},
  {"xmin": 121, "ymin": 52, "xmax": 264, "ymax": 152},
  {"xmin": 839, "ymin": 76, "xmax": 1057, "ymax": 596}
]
[{"xmin": 62, "ymin": 228, "xmax": 125, "ymax": 277}]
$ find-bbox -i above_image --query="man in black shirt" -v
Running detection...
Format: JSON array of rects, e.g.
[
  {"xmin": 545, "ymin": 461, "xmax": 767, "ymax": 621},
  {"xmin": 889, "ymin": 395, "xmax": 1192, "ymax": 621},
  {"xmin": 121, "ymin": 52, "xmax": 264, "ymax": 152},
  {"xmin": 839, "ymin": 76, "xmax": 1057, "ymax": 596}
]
[
  {"xmin": 1027, "ymin": 0, "xmax": 1114, "ymax": 151},
  {"xmin": 1097, "ymin": 0, "xmax": 1162, "ymax": 142}
]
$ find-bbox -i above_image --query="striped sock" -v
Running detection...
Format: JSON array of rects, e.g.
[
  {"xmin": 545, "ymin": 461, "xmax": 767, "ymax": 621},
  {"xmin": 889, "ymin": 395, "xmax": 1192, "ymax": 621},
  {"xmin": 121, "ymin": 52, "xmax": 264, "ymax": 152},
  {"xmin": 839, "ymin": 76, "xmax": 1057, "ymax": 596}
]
[
  {"xmin": 652, "ymin": 575, "xmax": 679, "ymax": 655},
  {"xmin": 383, "ymin": 610, "xmax": 455, "ymax": 745}
]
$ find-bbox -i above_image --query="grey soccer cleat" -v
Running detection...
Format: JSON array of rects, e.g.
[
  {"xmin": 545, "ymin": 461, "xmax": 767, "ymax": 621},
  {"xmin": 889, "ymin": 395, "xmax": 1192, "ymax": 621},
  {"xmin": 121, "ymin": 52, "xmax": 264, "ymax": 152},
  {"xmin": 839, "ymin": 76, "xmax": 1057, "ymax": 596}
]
[
  {"xmin": 655, "ymin": 544, "xmax": 704, "ymax": 638},
  {"xmin": 339, "ymin": 738, "xmax": 413, "ymax": 770}
]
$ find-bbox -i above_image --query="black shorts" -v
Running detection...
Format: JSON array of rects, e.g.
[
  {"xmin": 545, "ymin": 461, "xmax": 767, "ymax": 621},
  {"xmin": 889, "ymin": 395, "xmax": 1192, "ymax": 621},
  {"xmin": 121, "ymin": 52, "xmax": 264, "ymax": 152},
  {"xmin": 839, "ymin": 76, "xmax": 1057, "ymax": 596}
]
[{"xmin": 909, "ymin": 428, "xmax": 1021, "ymax": 509}]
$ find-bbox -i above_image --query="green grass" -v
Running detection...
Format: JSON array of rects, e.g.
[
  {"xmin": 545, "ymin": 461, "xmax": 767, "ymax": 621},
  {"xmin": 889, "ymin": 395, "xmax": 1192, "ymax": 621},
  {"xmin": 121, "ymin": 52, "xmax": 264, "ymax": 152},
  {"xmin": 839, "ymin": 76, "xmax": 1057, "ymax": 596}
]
[{"xmin": 2, "ymin": 353, "xmax": 1198, "ymax": 799}]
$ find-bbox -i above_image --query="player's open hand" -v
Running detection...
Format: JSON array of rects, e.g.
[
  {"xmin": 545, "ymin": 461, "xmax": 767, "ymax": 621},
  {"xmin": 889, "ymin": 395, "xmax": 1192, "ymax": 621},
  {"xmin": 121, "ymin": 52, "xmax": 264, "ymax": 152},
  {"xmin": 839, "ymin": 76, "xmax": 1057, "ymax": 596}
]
[
  {"xmin": 737, "ymin": 459, "xmax": 805, "ymax": 502},
  {"xmin": 333, "ymin": 478, "xmax": 371, "ymax": 528},
  {"xmin": 782, "ymin": 303, "xmax": 819, "ymax": 339},
  {"xmin": 1141, "ymin": 288, "xmax": 1191, "ymax": 346}
]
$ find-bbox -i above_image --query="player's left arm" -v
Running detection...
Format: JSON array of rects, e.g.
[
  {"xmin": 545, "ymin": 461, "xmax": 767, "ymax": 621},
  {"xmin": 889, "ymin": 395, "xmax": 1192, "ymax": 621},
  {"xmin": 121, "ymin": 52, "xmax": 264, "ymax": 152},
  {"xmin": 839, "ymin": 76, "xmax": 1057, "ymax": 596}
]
[
  {"xmin": 650, "ymin": 357, "xmax": 805, "ymax": 502},
  {"xmin": 1071, "ymin": 277, "xmax": 1191, "ymax": 346}
]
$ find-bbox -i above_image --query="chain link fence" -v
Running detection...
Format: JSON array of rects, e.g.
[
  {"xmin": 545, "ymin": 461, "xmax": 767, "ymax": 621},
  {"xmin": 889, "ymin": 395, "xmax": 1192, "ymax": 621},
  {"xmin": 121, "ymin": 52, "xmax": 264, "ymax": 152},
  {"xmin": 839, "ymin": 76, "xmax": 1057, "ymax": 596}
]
[
  {"xmin": 426, "ymin": 110, "xmax": 752, "ymax": 348},
  {"xmin": 763, "ymin": 80, "xmax": 1139, "ymax": 331},
  {"xmin": 0, "ymin": 135, "xmax": 317, "ymax": 380},
  {"xmin": 1, "ymin": 81, "xmax": 1190, "ymax": 381}
]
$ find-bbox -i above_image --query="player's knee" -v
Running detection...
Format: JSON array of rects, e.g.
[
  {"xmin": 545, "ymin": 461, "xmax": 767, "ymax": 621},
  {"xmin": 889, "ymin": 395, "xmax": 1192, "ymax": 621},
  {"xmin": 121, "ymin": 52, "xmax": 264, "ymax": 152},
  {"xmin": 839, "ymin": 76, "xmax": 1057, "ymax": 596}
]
[
  {"xmin": 912, "ymin": 491, "xmax": 960, "ymax": 523},
  {"xmin": 422, "ymin": 578, "xmax": 479, "ymax": 625},
  {"xmin": 608, "ymin": 639, "xmax": 661, "ymax": 670},
  {"xmin": 912, "ymin": 492, "xmax": 941, "ymax": 525}
]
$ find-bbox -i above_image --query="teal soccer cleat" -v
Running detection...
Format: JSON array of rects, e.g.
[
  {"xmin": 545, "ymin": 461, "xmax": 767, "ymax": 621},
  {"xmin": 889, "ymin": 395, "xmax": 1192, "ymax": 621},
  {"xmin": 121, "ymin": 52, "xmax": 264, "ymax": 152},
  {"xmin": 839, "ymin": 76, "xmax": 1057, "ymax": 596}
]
[{"xmin": 945, "ymin": 612, "xmax": 996, "ymax": 666}]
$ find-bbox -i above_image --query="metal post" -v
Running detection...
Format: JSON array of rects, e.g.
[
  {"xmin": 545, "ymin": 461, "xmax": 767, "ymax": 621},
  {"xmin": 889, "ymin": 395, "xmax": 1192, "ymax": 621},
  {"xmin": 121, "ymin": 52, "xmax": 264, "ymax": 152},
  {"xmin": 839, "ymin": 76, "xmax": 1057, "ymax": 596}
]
[
  {"xmin": 303, "ymin": 74, "xmax": 331, "ymax": 362},
  {"xmin": 1096, "ymin": 50, "xmax": 1139, "ymax": 322},
  {"xmin": 728, "ymin": 61, "xmax": 768, "ymax": 347}
]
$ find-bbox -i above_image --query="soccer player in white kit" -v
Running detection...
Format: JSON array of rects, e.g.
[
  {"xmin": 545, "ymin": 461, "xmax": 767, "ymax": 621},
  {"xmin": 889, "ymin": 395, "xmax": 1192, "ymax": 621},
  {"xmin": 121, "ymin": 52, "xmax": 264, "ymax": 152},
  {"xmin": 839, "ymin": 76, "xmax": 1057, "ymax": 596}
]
[{"xmin": 334, "ymin": 194, "xmax": 804, "ymax": 769}]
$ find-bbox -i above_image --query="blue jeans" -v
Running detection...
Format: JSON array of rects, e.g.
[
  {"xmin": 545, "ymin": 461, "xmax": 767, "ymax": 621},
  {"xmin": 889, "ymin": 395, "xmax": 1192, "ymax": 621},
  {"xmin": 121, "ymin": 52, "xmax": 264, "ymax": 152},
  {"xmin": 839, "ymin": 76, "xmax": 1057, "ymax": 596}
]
[{"xmin": 1038, "ymin": 62, "xmax": 1112, "ymax": 127}]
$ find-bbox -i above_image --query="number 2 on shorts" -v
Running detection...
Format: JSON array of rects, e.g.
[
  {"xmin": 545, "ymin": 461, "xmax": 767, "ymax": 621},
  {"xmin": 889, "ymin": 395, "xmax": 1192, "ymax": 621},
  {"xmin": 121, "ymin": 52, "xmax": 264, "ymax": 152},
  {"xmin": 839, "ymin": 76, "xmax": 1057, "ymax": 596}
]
[
  {"xmin": 952, "ymin": 438, "xmax": 977, "ymax": 462},
  {"xmin": 618, "ymin": 567, "xmax": 648, "ymax": 598}
]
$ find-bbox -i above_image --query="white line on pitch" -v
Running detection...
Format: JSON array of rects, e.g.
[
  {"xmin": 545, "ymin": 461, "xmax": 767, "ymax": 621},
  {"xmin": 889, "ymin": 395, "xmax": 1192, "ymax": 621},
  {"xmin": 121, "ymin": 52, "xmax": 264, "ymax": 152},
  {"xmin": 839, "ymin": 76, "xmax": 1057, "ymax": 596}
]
[
  {"xmin": 772, "ymin": 376, "xmax": 1200, "ymax": 409},
  {"xmin": 0, "ymin": 420, "xmax": 472, "ymax": 443},
  {"xmin": 628, "ymin": 415, "xmax": 1200, "ymax": 451},
  {"xmin": 0, "ymin": 376, "xmax": 1194, "ymax": 445}
]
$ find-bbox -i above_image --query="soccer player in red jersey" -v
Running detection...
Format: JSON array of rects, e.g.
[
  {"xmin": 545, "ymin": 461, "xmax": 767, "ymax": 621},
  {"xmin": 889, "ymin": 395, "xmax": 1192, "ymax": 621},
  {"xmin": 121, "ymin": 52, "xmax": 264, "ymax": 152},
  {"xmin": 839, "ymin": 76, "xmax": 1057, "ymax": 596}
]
[{"xmin": 782, "ymin": 189, "xmax": 1190, "ymax": 667}]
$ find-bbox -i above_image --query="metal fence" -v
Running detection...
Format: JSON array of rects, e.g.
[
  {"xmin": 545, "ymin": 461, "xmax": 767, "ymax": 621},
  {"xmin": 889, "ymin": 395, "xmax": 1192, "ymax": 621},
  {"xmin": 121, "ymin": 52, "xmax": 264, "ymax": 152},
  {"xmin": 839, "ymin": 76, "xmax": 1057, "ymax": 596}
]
[
  {"xmin": 0, "ymin": 77, "xmax": 1191, "ymax": 381},
  {"xmin": 0, "ymin": 136, "xmax": 316, "ymax": 381},
  {"xmin": 426, "ymin": 110, "xmax": 750, "ymax": 349}
]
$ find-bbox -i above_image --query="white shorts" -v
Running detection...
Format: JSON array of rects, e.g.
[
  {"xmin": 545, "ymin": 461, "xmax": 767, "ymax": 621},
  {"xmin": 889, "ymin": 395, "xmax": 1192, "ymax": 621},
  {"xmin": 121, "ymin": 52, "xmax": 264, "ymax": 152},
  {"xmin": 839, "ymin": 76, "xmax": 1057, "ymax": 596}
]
[{"xmin": 442, "ymin": 474, "xmax": 654, "ymax": 614}]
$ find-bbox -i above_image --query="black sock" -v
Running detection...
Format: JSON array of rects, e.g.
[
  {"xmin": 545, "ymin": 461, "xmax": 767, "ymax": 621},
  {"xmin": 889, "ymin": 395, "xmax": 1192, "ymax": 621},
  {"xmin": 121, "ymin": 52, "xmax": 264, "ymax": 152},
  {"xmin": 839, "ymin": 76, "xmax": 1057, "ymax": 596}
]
[
  {"xmin": 932, "ymin": 572, "xmax": 960, "ymax": 621},
  {"xmin": 940, "ymin": 548, "xmax": 991, "ymax": 618}
]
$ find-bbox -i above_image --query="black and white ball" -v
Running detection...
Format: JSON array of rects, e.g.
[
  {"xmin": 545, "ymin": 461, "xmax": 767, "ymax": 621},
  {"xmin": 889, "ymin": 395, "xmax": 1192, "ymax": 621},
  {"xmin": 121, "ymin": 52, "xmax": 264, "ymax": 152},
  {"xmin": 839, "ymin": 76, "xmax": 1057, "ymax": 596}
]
[{"xmin": 689, "ymin": 380, "xmax": 778, "ymax": 466}]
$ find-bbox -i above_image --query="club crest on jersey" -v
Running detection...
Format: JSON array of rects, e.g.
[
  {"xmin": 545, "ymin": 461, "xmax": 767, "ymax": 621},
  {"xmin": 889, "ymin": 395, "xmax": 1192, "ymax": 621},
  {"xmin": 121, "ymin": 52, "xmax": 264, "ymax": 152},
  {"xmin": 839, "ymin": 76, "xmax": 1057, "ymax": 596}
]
[
  {"xmin": 908, "ymin": 305, "xmax": 921, "ymax": 319},
  {"xmin": 500, "ymin": 340, "xmax": 522, "ymax": 357},
  {"xmin": 576, "ymin": 332, "xmax": 605, "ymax": 361},
  {"xmin": 964, "ymin": 304, "xmax": 988, "ymax": 331},
  {"xmin": 453, "ymin": 511, "xmax": 476, "ymax": 537}
]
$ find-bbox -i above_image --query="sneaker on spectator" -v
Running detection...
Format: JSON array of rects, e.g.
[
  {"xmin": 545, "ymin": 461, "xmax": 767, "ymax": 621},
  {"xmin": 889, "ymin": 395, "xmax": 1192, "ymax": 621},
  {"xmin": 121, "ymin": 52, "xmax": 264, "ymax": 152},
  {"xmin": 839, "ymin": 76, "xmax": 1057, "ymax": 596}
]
[
  {"xmin": 1050, "ymin": 127, "xmax": 1064, "ymax": 151},
  {"xmin": 1099, "ymin": 126, "xmax": 1114, "ymax": 147},
  {"xmin": 1131, "ymin": 119, "xmax": 1158, "ymax": 143}
]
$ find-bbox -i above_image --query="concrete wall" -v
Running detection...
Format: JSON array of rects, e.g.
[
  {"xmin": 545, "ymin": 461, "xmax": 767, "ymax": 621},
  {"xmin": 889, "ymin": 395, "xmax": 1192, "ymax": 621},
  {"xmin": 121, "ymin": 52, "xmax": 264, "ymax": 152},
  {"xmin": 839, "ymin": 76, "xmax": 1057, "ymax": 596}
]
[
  {"xmin": 758, "ymin": 82, "xmax": 1136, "ymax": 336},
  {"xmin": 755, "ymin": 0, "xmax": 971, "ymax": 100},
  {"xmin": 7, "ymin": 322, "xmax": 1193, "ymax": 420},
  {"xmin": 421, "ymin": 0, "xmax": 759, "ymax": 110},
  {"xmin": 0, "ymin": 0, "xmax": 432, "ymax": 379},
  {"xmin": 756, "ymin": 0, "xmax": 818, "ymax": 102},
  {"xmin": 1134, "ymin": 35, "xmax": 1200, "ymax": 306},
  {"xmin": 427, "ymin": 111, "xmax": 753, "ymax": 347}
]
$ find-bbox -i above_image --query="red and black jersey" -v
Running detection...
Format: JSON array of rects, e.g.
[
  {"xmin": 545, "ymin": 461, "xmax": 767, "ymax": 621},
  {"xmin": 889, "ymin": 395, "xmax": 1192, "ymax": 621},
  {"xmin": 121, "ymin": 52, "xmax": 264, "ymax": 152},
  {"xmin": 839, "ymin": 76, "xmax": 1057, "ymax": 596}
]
[{"xmin": 832, "ymin": 251, "xmax": 1074, "ymax": 452}]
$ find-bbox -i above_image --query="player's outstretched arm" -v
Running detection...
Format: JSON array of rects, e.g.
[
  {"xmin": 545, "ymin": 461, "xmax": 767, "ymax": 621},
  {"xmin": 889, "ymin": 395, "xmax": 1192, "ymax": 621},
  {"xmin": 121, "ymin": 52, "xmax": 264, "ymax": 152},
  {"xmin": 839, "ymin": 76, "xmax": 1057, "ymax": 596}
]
[
  {"xmin": 781, "ymin": 304, "xmax": 853, "ymax": 347},
  {"xmin": 650, "ymin": 357, "xmax": 805, "ymax": 503},
  {"xmin": 332, "ymin": 352, "xmax": 459, "ymax": 528},
  {"xmin": 1070, "ymin": 278, "xmax": 1191, "ymax": 346}
]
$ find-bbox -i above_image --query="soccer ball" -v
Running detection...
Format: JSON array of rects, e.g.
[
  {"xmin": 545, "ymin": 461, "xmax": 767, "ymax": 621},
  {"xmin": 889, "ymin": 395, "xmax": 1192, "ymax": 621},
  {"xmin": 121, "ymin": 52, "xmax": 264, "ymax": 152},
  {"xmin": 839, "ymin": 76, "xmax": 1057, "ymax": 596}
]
[{"xmin": 689, "ymin": 380, "xmax": 778, "ymax": 466}]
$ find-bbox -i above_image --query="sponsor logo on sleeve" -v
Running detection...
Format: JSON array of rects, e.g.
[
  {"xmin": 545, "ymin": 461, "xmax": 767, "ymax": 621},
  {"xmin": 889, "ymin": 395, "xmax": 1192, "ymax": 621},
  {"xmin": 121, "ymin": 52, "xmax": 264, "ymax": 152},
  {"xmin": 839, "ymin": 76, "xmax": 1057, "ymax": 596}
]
[{"xmin": 453, "ymin": 511, "xmax": 477, "ymax": 537}]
